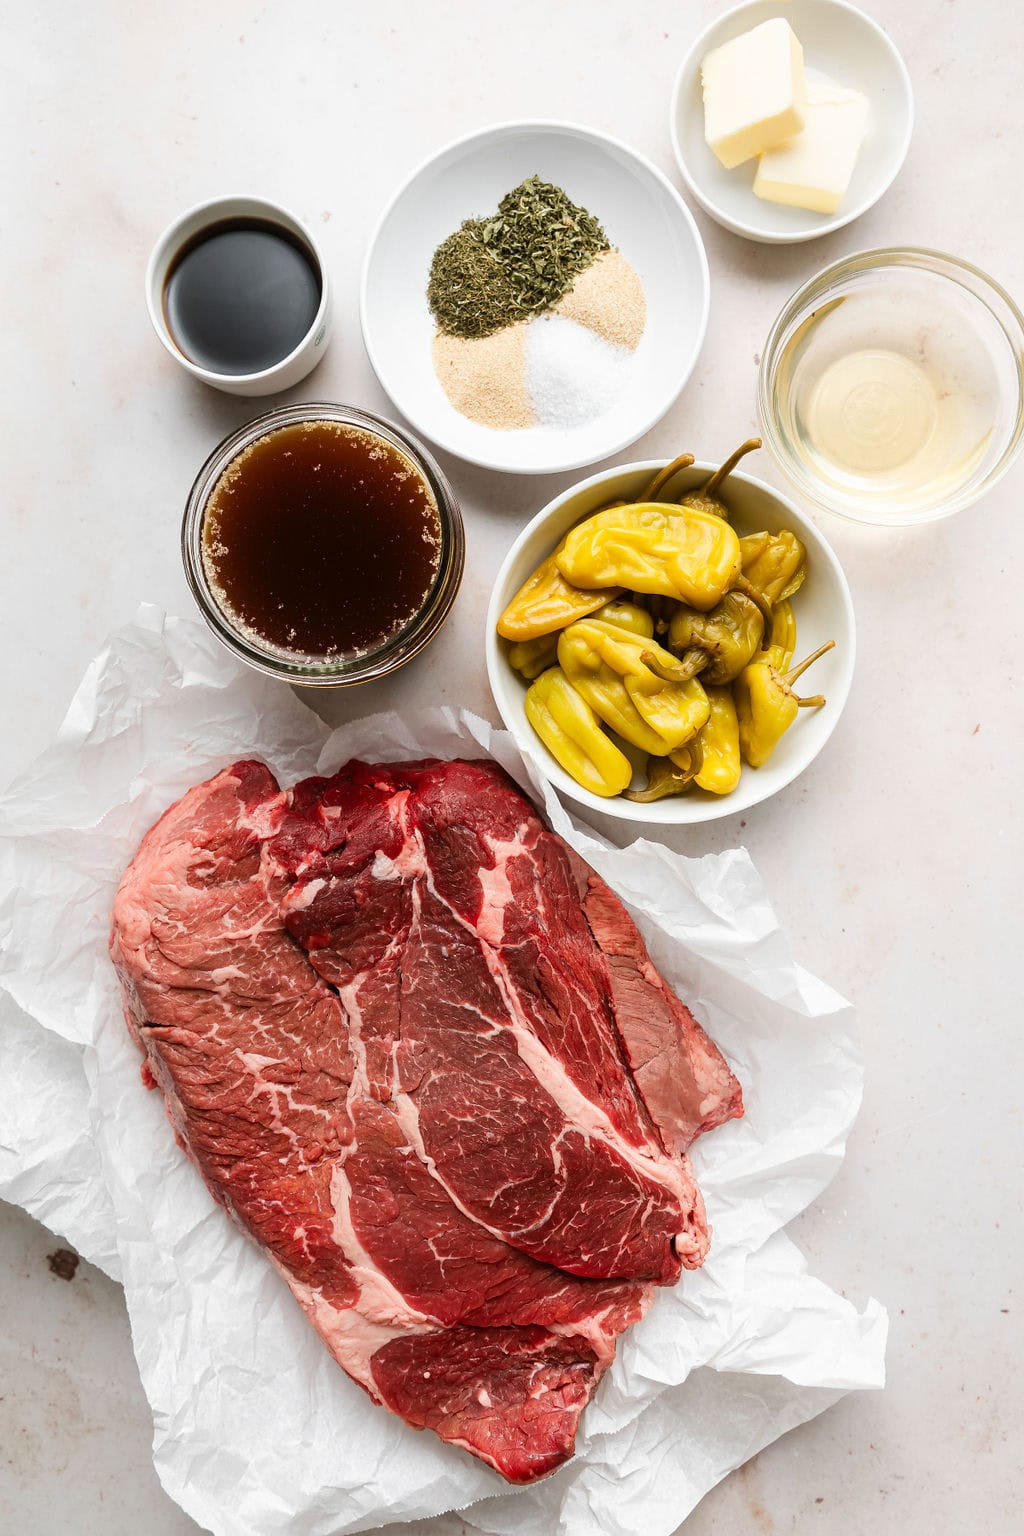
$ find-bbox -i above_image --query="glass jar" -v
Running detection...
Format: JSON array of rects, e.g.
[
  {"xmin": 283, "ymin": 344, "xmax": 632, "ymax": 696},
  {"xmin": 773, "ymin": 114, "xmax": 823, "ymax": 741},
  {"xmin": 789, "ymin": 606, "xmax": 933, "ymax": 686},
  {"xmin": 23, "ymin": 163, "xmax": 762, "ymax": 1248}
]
[
  {"xmin": 181, "ymin": 402, "xmax": 465, "ymax": 685},
  {"xmin": 758, "ymin": 249, "xmax": 1024, "ymax": 525}
]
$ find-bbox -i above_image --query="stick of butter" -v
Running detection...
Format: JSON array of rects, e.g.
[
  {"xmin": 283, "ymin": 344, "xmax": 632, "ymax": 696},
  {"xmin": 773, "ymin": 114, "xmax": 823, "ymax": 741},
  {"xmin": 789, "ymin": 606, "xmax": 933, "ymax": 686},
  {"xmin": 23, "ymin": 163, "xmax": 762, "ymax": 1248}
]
[
  {"xmin": 701, "ymin": 18, "xmax": 805, "ymax": 170},
  {"xmin": 754, "ymin": 80, "xmax": 870, "ymax": 214}
]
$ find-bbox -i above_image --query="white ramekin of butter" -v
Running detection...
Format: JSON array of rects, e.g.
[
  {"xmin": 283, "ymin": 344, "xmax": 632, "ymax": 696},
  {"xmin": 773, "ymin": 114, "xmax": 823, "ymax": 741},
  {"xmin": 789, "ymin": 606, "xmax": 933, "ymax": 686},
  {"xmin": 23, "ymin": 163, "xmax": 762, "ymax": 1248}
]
[{"xmin": 670, "ymin": 0, "xmax": 913, "ymax": 243}]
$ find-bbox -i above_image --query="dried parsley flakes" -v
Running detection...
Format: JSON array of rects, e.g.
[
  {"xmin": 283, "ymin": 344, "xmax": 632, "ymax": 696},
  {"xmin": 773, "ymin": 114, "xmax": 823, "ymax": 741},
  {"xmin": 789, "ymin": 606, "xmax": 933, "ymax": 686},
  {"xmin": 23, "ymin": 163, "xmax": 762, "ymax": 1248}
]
[{"xmin": 427, "ymin": 177, "xmax": 610, "ymax": 340}]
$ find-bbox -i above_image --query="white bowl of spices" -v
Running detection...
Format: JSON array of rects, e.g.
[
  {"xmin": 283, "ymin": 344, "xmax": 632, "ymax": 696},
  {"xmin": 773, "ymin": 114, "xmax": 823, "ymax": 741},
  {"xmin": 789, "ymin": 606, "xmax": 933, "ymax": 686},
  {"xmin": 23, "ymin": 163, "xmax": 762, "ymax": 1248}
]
[{"xmin": 361, "ymin": 121, "xmax": 710, "ymax": 475}]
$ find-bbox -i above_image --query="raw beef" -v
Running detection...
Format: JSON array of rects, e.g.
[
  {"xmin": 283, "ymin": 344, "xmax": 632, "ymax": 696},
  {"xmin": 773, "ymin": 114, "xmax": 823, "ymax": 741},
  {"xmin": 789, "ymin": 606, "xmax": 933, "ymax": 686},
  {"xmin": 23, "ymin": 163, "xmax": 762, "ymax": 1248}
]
[{"xmin": 110, "ymin": 757, "xmax": 742, "ymax": 1482}]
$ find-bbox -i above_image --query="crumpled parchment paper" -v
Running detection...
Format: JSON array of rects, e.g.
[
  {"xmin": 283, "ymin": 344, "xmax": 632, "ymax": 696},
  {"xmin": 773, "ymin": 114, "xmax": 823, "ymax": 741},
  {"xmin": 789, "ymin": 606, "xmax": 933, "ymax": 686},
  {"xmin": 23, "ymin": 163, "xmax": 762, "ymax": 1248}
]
[{"xmin": 0, "ymin": 606, "xmax": 886, "ymax": 1536}]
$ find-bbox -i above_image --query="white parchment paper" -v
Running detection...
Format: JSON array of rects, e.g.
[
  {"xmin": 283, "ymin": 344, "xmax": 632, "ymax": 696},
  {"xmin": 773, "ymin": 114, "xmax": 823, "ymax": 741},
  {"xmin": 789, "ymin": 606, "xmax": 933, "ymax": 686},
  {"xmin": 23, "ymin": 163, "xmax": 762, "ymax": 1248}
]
[{"xmin": 0, "ymin": 606, "xmax": 886, "ymax": 1536}]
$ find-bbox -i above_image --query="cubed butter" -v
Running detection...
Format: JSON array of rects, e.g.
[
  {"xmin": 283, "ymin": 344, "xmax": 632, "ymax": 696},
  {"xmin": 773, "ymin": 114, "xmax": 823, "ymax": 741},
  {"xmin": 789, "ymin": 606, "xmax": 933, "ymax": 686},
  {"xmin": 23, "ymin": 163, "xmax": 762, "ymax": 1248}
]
[
  {"xmin": 754, "ymin": 80, "xmax": 870, "ymax": 214},
  {"xmin": 701, "ymin": 18, "xmax": 805, "ymax": 171}
]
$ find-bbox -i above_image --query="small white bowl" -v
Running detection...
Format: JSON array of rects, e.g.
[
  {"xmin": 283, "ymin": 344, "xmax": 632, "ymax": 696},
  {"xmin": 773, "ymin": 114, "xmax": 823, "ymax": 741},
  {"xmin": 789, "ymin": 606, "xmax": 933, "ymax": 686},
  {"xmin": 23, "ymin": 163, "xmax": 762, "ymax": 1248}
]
[
  {"xmin": 670, "ymin": 0, "xmax": 913, "ymax": 245},
  {"xmin": 485, "ymin": 458, "xmax": 855, "ymax": 826},
  {"xmin": 146, "ymin": 194, "xmax": 333, "ymax": 396},
  {"xmin": 361, "ymin": 121, "xmax": 710, "ymax": 475}
]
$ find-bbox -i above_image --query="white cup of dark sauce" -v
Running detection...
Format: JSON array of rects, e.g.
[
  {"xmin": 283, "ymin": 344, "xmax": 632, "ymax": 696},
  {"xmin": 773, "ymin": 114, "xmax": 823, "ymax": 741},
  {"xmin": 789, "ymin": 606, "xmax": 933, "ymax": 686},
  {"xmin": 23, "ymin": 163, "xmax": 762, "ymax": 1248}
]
[{"xmin": 145, "ymin": 195, "xmax": 332, "ymax": 396}]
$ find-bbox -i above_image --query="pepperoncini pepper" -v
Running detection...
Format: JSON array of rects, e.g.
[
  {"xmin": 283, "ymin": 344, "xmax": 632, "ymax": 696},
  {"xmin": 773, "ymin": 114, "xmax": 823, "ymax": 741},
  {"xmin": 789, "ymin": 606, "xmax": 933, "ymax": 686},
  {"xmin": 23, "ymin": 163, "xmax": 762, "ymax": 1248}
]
[
  {"xmin": 667, "ymin": 590, "xmax": 765, "ymax": 685},
  {"xmin": 625, "ymin": 439, "xmax": 761, "ymax": 520},
  {"xmin": 765, "ymin": 599, "xmax": 796, "ymax": 670},
  {"xmin": 556, "ymin": 504, "xmax": 743, "ymax": 608},
  {"xmin": 558, "ymin": 620, "xmax": 710, "ymax": 755},
  {"xmin": 508, "ymin": 633, "xmax": 559, "ymax": 679},
  {"xmin": 524, "ymin": 668, "xmax": 632, "ymax": 798},
  {"xmin": 497, "ymin": 536, "xmax": 619, "ymax": 642},
  {"xmin": 624, "ymin": 741, "xmax": 704, "ymax": 802},
  {"xmin": 734, "ymin": 641, "xmax": 835, "ymax": 768},
  {"xmin": 633, "ymin": 593, "xmax": 678, "ymax": 636},
  {"xmin": 678, "ymin": 438, "xmax": 761, "ymax": 520},
  {"xmin": 625, "ymin": 685, "xmax": 741, "ymax": 800},
  {"xmin": 694, "ymin": 685, "xmax": 741, "ymax": 794},
  {"xmin": 591, "ymin": 598, "xmax": 655, "ymax": 638},
  {"xmin": 739, "ymin": 530, "xmax": 807, "ymax": 605}
]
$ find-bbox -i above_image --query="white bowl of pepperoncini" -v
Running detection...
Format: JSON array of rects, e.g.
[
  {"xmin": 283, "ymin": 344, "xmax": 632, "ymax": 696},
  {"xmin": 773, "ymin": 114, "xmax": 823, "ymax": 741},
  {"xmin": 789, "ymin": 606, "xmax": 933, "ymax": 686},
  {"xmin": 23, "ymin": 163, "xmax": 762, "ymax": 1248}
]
[
  {"xmin": 182, "ymin": 404, "xmax": 464, "ymax": 685},
  {"xmin": 486, "ymin": 448, "xmax": 855, "ymax": 825}
]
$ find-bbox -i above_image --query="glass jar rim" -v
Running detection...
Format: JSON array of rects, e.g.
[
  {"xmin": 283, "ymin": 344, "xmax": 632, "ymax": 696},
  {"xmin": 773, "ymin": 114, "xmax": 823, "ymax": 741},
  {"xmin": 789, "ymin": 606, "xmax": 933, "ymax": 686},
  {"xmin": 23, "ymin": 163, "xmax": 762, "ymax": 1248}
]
[{"xmin": 181, "ymin": 402, "xmax": 465, "ymax": 684}]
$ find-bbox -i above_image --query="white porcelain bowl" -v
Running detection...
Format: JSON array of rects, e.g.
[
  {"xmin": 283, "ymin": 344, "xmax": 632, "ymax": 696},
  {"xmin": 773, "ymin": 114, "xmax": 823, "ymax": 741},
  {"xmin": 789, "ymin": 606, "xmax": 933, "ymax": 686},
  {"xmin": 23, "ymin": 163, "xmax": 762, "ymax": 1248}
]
[
  {"xmin": 361, "ymin": 121, "xmax": 710, "ymax": 475},
  {"xmin": 485, "ymin": 459, "xmax": 856, "ymax": 825},
  {"xmin": 146, "ymin": 194, "xmax": 333, "ymax": 395},
  {"xmin": 670, "ymin": 0, "xmax": 913, "ymax": 244}
]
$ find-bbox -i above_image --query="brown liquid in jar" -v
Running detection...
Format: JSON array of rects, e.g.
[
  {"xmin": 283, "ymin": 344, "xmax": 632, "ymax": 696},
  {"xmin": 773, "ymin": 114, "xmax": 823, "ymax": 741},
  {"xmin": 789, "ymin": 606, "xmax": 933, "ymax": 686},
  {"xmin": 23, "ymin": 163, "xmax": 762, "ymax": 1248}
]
[{"xmin": 201, "ymin": 421, "xmax": 442, "ymax": 662}]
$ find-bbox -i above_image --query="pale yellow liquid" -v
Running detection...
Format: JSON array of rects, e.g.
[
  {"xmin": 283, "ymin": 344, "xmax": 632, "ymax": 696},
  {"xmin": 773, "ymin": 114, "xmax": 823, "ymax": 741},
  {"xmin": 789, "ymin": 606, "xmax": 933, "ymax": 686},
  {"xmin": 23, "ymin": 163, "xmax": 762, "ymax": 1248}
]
[
  {"xmin": 807, "ymin": 350, "xmax": 939, "ymax": 476},
  {"xmin": 772, "ymin": 280, "xmax": 1002, "ymax": 517}
]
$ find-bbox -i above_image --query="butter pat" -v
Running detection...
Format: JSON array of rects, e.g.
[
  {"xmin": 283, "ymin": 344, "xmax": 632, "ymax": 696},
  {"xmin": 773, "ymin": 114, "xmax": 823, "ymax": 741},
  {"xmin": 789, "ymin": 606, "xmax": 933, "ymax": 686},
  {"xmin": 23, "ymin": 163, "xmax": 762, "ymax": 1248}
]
[
  {"xmin": 754, "ymin": 80, "xmax": 870, "ymax": 214},
  {"xmin": 701, "ymin": 18, "xmax": 805, "ymax": 170}
]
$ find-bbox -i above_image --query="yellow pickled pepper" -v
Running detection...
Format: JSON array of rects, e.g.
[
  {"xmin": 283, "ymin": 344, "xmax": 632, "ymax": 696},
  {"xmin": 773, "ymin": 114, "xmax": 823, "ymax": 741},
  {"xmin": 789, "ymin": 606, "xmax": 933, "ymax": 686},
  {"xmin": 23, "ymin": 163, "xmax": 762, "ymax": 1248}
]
[
  {"xmin": 510, "ymin": 599, "xmax": 653, "ymax": 680},
  {"xmin": 558, "ymin": 620, "xmax": 710, "ymax": 756},
  {"xmin": 524, "ymin": 668, "xmax": 632, "ymax": 798},
  {"xmin": 676, "ymin": 438, "xmax": 761, "ymax": 519},
  {"xmin": 739, "ymin": 530, "xmax": 807, "ymax": 605},
  {"xmin": 624, "ymin": 749, "xmax": 702, "ymax": 803},
  {"xmin": 590, "ymin": 598, "xmax": 655, "ymax": 638},
  {"xmin": 691, "ymin": 686, "xmax": 741, "ymax": 795},
  {"xmin": 555, "ymin": 504, "xmax": 743, "ymax": 609},
  {"xmin": 765, "ymin": 599, "xmax": 796, "ymax": 670},
  {"xmin": 734, "ymin": 641, "xmax": 835, "ymax": 768},
  {"xmin": 508, "ymin": 632, "xmax": 559, "ymax": 679},
  {"xmin": 667, "ymin": 590, "xmax": 765, "ymax": 685},
  {"xmin": 497, "ymin": 535, "xmax": 619, "ymax": 642}
]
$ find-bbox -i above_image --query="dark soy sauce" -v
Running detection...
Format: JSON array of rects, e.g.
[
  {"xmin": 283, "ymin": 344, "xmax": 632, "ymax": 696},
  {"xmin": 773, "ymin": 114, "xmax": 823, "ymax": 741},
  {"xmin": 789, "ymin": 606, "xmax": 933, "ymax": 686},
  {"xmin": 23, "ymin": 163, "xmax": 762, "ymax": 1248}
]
[
  {"xmin": 163, "ymin": 218, "xmax": 321, "ymax": 376},
  {"xmin": 202, "ymin": 421, "xmax": 442, "ymax": 661}
]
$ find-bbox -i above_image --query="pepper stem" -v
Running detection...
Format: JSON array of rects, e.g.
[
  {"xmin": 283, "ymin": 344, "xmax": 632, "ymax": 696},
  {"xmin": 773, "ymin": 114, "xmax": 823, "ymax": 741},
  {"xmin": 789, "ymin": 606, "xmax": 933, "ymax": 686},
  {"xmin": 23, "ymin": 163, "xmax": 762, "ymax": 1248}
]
[
  {"xmin": 640, "ymin": 647, "xmax": 705, "ymax": 684},
  {"xmin": 701, "ymin": 438, "xmax": 761, "ymax": 498},
  {"xmin": 680, "ymin": 733, "xmax": 704, "ymax": 780},
  {"xmin": 732, "ymin": 575, "xmax": 774, "ymax": 640},
  {"xmin": 623, "ymin": 740, "xmax": 703, "ymax": 802},
  {"xmin": 637, "ymin": 453, "xmax": 695, "ymax": 504},
  {"xmin": 783, "ymin": 639, "xmax": 836, "ymax": 688},
  {"xmin": 795, "ymin": 694, "xmax": 826, "ymax": 707},
  {"xmin": 647, "ymin": 642, "xmax": 706, "ymax": 678},
  {"xmin": 624, "ymin": 777, "xmax": 683, "ymax": 803}
]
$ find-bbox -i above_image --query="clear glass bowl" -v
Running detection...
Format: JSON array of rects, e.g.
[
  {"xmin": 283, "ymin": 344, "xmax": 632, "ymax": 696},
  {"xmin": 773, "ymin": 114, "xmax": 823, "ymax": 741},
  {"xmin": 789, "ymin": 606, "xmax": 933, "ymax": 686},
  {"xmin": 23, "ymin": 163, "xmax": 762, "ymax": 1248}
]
[
  {"xmin": 182, "ymin": 403, "xmax": 465, "ymax": 685},
  {"xmin": 758, "ymin": 249, "xmax": 1024, "ymax": 525}
]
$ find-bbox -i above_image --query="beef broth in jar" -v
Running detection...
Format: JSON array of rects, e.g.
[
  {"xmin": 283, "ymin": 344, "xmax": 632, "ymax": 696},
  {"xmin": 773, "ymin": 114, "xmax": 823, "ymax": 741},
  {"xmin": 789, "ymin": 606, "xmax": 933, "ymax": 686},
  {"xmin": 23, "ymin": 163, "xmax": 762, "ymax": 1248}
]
[{"xmin": 200, "ymin": 419, "xmax": 443, "ymax": 664}]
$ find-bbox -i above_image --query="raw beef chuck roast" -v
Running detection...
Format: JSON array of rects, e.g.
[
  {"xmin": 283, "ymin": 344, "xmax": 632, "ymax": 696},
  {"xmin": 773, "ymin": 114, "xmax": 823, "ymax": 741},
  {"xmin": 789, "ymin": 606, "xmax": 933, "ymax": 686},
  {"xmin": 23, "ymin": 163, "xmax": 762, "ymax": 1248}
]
[{"xmin": 110, "ymin": 757, "xmax": 742, "ymax": 1482}]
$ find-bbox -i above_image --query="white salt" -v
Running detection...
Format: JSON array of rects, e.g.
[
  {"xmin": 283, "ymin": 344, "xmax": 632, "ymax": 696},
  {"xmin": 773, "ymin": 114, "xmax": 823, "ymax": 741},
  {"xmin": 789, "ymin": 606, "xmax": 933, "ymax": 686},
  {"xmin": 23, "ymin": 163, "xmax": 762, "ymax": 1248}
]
[{"xmin": 523, "ymin": 312, "xmax": 632, "ymax": 429}]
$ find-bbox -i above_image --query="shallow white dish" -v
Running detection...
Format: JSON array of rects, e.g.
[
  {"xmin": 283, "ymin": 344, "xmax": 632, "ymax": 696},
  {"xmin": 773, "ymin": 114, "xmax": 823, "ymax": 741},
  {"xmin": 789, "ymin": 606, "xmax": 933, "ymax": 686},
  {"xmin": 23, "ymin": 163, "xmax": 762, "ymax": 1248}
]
[
  {"xmin": 485, "ymin": 458, "xmax": 855, "ymax": 825},
  {"xmin": 670, "ymin": 0, "xmax": 913, "ymax": 245},
  {"xmin": 361, "ymin": 121, "xmax": 710, "ymax": 475}
]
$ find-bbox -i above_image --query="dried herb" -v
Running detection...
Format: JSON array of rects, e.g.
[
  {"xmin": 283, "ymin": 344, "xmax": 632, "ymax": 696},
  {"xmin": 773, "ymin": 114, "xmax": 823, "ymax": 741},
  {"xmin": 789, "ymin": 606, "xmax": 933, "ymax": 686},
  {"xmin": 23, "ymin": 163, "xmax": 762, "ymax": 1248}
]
[
  {"xmin": 486, "ymin": 176, "xmax": 609, "ymax": 316},
  {"xmin": 426, "ymin": 221, "xmax": 518, "ymax": 341},
  {"xmin": 427, "ymin": 176, "xmax": 610, "ymax": 340}
]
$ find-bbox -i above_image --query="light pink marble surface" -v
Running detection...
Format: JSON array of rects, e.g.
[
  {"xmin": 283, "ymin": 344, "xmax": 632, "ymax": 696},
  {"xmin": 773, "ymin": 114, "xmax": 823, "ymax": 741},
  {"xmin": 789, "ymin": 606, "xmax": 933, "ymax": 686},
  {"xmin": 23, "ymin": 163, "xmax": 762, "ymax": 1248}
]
[{"xmin": 2, "ymin": 2, "xmax": 1021, "ymax": 1533}]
